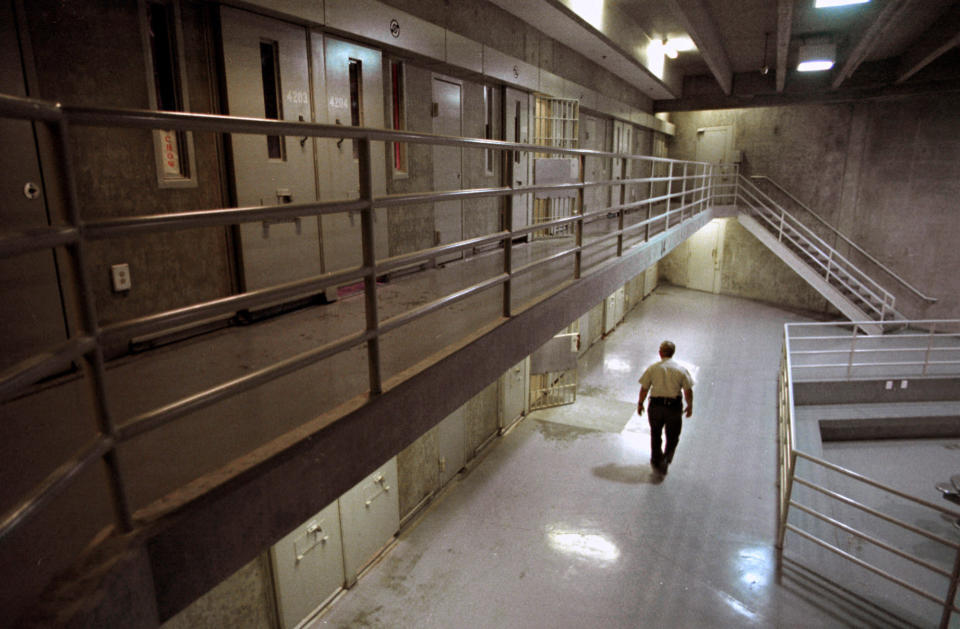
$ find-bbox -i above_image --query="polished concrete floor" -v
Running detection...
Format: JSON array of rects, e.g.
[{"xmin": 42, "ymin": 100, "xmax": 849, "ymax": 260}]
[{"xmin": 309, "ymin": 287, "xmax": 903, "ymax": 628}]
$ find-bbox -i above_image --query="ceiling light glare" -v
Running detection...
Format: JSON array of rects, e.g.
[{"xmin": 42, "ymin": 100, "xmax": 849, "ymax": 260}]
[
  {"xmin": 667, "ymin": 36, "xmax": 696, "ymax": 52},
  {"xmin": 815, "ymin": 0, "xmax": 870, "ymax": 7},
  {"xmin": 797, "ymin": 42, "xmax": 835, "ymax": 72}
]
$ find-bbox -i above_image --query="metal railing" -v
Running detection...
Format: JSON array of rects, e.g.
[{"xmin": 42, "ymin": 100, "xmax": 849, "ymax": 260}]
[
  {"xmin": 778, "ymin": 320, "xmax": 960, "ymax": 627},
  {"xmin": 751, "ymin": 175, "xmax": 938, "ymax": 305},
  {"xmin": 0, "ymin": 91, "xmax": 719, "ymax": 608},
  {"xmin": 736, "ymin": 175, "xmax": 899, "ymax": 322}
]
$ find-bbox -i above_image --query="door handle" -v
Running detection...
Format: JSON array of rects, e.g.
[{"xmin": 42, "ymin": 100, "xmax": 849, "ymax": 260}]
[
  {"xmin": 335, "ymin": 118, "xmax": 345, "ymax": 150},
  {"xmin": 298, "ymin": 115, "xmax": 307, "ymax": 147}
]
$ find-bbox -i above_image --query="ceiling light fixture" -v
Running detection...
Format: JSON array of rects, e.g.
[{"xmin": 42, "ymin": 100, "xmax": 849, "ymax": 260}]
[
  {"xmin": 797, "ymin": 42, "xmax": 836, "ymax": 71},
  {"xmin": 815, "ymin": 0, "xmax": 870, "ymax": 7},
  {"xmin": 662, "ymin": 39, "xmax": 678, "ymax": 59}
]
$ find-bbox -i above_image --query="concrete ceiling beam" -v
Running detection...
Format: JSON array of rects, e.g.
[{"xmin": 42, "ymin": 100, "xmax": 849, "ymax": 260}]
[
  {"xmin": 895, "ymin": 4, "xmax": 960, "ymax": 84},
  {"xmin": 832, "ymin": 0, "xmax": 918, "ymax": 88},
  {"xmin": 776, "ymin": 0, "xmax": 794, "ymax": 92},
  {"xmin": 665, "ymin": 0, "xmax": 733, "ymax": 95}
]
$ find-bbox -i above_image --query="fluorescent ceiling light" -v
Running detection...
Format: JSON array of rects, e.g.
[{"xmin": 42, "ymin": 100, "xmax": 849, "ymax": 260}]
[
  {"xmin": 797, "ymin": 59, "xmax": 834, "ymax": 71},
  {"xmin": 797, "ymin": 42, "xmax": 835, "ymax": 72},
  {"xmin": 815, "ymin": 0, "xmax": 870, "ymax": 7},
  {"xmin": 667, "ymin": 36, "xmax": 696, "ymax": 52}
]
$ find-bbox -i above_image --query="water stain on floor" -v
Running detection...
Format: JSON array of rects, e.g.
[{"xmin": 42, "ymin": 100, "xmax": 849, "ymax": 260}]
[{"xmin": 534, "ymin": 420, "xmax": 598, "ymax": 444}]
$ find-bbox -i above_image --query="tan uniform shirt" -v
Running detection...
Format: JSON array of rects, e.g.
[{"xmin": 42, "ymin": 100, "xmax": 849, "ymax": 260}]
[{"xmin": 638, "ymin": 357, "xmax": 693, "ymax": 397}]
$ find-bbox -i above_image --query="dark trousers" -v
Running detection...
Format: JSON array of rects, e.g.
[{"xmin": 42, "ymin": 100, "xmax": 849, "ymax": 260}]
[{"xmin": 648, "ymin": 401, "xmax": 683, "ymax": 464}]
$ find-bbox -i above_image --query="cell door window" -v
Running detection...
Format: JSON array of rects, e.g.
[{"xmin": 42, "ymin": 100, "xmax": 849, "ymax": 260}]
[
  {"xmin": 514, "ymin": 101, "xmax": 521, "ymax": 165},
  {"xmin": 348, "ymin": 58, "xmax": 363, "ymax": 160},
  {"xmin": 390, "ymin": 60, "xmax": 407, "ymax": 175},
  {"xmin": 484, "ymin": 85, "xmax": 494, "ymax": 174},
  {"xmin": 142, "ymin": 0, "xmax": 196, "ymax": 187},
  {"xmin": 260, "ymin": 40, "xmax": 285, "ymax": 160}
]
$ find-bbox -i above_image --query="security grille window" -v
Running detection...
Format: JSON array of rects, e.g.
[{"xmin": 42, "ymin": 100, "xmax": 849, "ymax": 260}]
[
  {"xmin": 260, "ymin": 41, "xmax": 284, "ymax": 160},
  {"xmin": 532, "ymin": 95, "xmax": 580, "ymax": 239},
  {"xmin": 349, "ymin": 58, "xmax": 363, "ymax": 160},
  {"xmin": 390, "ymin": 60, "xmax": 407, "ymax": 175},
  {"xmin": 484, "ymin": 85, "xmax": 494, "ymax": 174},
  {"xmin": 142, "ymin": 0, "xmax": 196, "ymax": 187}
]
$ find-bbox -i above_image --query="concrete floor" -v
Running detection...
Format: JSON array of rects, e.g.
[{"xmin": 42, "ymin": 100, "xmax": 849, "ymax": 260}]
[{"xmin": 309, "ymin": 286, "xmax": 895, "ymax": 628}]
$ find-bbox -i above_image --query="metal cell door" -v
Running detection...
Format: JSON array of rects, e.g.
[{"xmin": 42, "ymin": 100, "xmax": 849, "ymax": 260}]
[
  {"xmin": 0, "ymin": 3, "xmax": 68, "ymax": 371},
  {"xmin": 603, "ymin": 286, "xmax": 625, "ymax": 334},
  {"xmin": 504, "ymin": 87, "xmax": 530, "ymax": 234},
  {"xmin": 687, "ymin": 218, "xmax": 725, "ymax": 294},
  {"xmin": 500, "ymin": 358, "xmax": 529, "ymax": 430},
  {"xmin": 529, "ymin": 327, "xmax": 579, "ymax": 411},
  {"xmin": 220, "ymin": 7, "xmax": 321, "ymax": 291},
  {"xmin": 320, "ymin": 36, "xmax": 387, "ymax": 296},
  {"xmin": 696, "ymin": 125, "xmax": 733, "ymax": 204},
  {"xmin": 270, "ymin": 500, "xmax": 344, "ymax": 629},
  {"xmin": 432, "ymin": 76, "xmax": 463, "ymax": 264},
  {"xmin": 339, "ymin": 457, "xmax": 399, "ymax": 585}
]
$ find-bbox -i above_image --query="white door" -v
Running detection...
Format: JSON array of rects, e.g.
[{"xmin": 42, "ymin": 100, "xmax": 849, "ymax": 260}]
[
  {"xmin": 695, "ymin": 125, "xmax": 733, "ymax": 204},
  {"xmin": 270, "ymin": 500, "xmax": 344, "ymax": 629},
  {"xmin": 687, "ymin": 219, "xmax": 725, "ymax": 293},
  {"xmin": 320, "ymin": 36, "xmax": 387, "ymax": 296},
  {"xmin": 0, "ymin": 3, "xmax": 67, "ymax": 371},
  {"xmin": 500, "ymin": 358, "xmax": 529, "ymax": 430},
  {"xmin": 603, "ymin": 286, "xmax": 625, "ymax": 334},
  {"xmin": 504, "ymin": 87, "xmax": 530, "ymax": 232},
  {"xmin": 220, "ymin": 7, "xmax": 321, "ymax": 291},
  {"xmin": 432, "ymin": 76, "xmax": 463, "ymax": 263},
  {"xmin": 339, "ymin": 457, "xmax": 399, "ymax": 585},
  {"xmin": 436, "ymin": 405, "xmax": 466, "ymax": 486}
]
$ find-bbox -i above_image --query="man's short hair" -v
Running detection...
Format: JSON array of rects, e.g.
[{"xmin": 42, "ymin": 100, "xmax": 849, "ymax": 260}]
[{"xmin": 659, "ymin": 340, "xmax": 676, "ymax": 357}]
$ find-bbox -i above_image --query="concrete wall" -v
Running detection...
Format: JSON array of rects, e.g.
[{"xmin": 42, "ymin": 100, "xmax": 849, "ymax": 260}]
[
  {"xmin": 379, "ymin": 0, "xmax": 652, "ymax": 110},
  {"xmin": 660, "ymin": 218, "xmax": 832, "ymax": 313},
  {"xmin": 162, "ymin": 555, "xmax": 277, "ymax": 629},
  {"xmin": 666, "ymin": 96, "xmax": 960, "ymax": 318},
  {"xmin": 25, "ymin": 0, "xmax": 233, "ymax": 326}
]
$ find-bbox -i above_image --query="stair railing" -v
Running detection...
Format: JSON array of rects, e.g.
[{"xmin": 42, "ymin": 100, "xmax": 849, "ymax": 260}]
[
  {"xmin": 737, "ymin": 175, "xmax": 898, "ymax": 321},
  {"xmin": 750, "ymin": 175, "xmax": 937, "ymax": 305}
]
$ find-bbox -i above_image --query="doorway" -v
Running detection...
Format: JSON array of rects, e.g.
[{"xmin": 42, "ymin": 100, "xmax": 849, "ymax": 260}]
[
  {"xmin": 0, "ymin": 1, "xmax": 68, "ymax": 370},
  {"xmin": 219, "ymin": 7, "xmax": 321, "ymax": 292},
  {"xmin": 695, "ymin": 125, "xmax": 734, "ymax": 205},
  {"xmin": 432, "ymin": 76, "xmax": 463, "ymax": 264},
  {"xmin": 504, "ymin": 87, "xmax": 530, "ymax": 234},
  {"xmin": 319, "ymin": 36, "xmax": 387, "ymax": 294}
]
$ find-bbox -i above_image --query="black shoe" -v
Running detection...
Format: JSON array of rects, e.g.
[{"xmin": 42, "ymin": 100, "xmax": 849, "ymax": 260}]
[{"xmin": 658, "ymin": 461, "xmax": 669, "ymax": 475}]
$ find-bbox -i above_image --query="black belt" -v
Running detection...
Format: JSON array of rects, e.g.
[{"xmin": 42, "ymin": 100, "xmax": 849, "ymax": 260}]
[{"xmin": 650, "ymin": 396, "xmax": 682, "ymax": 408}]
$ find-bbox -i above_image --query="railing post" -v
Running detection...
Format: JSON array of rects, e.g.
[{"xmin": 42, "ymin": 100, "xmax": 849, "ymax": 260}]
[
  {"xmin": 665, "ymin": 162, "xmax": 673, "ymax": 230},
  {"xmin": 778, "ymin": 211, "xmax": 785, "ymax": 242},
  {"xmin": 939, "ymin": 547, "xmax": 960, "ymax": 629},
  {"xmin": 575, "ymin": 154, "xmax": 584, "ymax": 276},
  {"xmin": 825, "ymin": 249, "xmax": 834, "ymax": 284},
  {"xmin": 847, "ymin": 326, "xmax": 859, "ymax": 378},
  {"xmin": 777, "ymin": 450, "xmax": 798, "ymax": 574},
  {"xmin": 54, "ymin": 118, "xmax": 133, "ymax": 533},
  {"xmin": 503, "ymin": 150, "xmax": 515, "ymax": 317},
  {"xmin": 680, "ymin": 163, "xmax": 688, "ymax": 222},
  {"xmin": 923, "ymin": 321, "xmax": 937, "ymax": 376},
  {"xmin": 357, "ymin": 138, "xmax": 382, "ymax": 395}
]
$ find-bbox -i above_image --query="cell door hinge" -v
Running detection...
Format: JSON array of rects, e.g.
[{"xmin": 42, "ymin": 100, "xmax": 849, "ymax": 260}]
[{"xmin": 431, "ymin": 102, "xmax": 439, "ymax": 117}]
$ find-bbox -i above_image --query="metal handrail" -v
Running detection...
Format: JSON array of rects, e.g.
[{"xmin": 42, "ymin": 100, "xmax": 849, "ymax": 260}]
[
  {"xmin": 751, "ymin": 175, "xmax": 937, "ymax": 304},
  {"xmin": 0, "ymin": 91, "xmax": 717, "ymax": 569},
  {"xmin": 737, "ymin": 176, "xmax": 897, "ymax": 320},
  {"xmin": 777, "ymin": 320, "xmax": 960, "ymax": 627}
]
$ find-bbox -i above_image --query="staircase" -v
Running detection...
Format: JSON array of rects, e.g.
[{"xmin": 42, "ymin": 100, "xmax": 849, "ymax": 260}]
[{"xmin": 733, "ymin": 175, "xmax": 904, "ymax": 334}]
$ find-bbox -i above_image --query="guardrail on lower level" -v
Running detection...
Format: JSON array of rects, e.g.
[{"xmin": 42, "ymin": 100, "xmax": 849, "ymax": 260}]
[{"xmin": 778, "ymin": 320, "xmax": 960, "ymax": 628}]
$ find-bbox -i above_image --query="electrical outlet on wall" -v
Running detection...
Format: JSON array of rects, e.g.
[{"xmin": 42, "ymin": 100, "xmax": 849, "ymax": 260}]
[{"xmin": 111, "ymin": 263, "xmax": 131, "ymax": 292}]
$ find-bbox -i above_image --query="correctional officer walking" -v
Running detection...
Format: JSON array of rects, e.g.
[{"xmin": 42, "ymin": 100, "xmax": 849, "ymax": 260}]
[{"xmin": 637, "ymin": 340, "xmax": 694, "ymax": 475}]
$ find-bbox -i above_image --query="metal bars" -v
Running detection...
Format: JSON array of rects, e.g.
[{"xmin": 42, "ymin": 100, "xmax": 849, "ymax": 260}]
[
  {"xmin": 0, "ymin": 91, "xmax": 715, "ymax": 576},
  {"xmin": 777, "ymin": 320, "xmax": 960, "ymax": 626}
]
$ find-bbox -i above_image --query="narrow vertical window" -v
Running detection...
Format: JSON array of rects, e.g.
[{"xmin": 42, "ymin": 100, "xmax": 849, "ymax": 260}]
[
  {"xmin": 142, "ymin": 0, "xmax": 196, "ymax": 187},
  {"xmin": 514, "ymin": 101, "xmax": 521, "ymax": 165},
  {"xmin": 484, "ymin": 85, "xmax": 494, "ymax": 175},
  {"xmin": 260, "ymin": 41, "xmax": 284, "ymax": 160},
  {"xmin": 390, "ymin": 60, "xmax": 407, "ymax": 174},
  {"xmin": 348, "ymin": 58, "xmax": 363, "ymax": 160}
]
